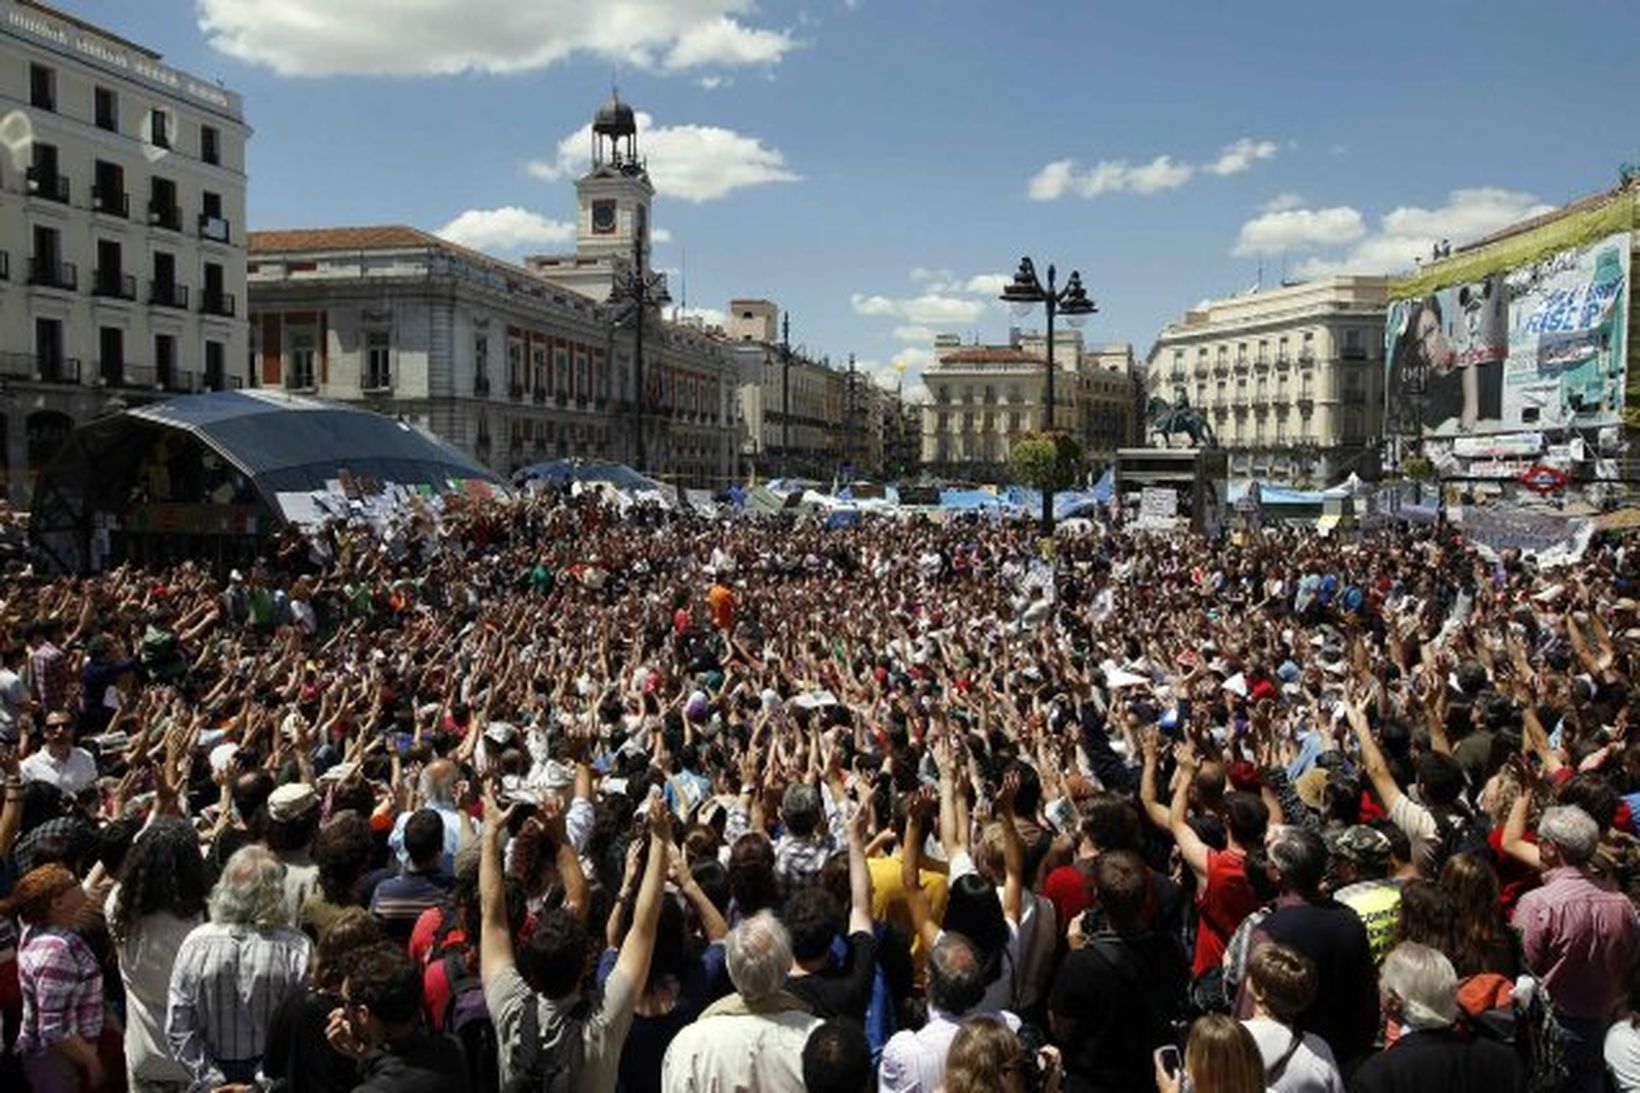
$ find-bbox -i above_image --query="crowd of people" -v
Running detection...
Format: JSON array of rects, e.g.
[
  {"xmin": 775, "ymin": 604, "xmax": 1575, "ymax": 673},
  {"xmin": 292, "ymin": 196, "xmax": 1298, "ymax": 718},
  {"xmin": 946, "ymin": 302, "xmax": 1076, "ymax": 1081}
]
[{"xmin": 0, "ymin": 486, "xmax": 1637, "ymax": 1092}]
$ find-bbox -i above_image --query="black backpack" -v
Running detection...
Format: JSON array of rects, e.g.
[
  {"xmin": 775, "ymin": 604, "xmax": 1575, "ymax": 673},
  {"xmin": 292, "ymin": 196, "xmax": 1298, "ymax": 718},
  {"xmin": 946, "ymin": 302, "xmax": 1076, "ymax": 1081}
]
[
  {"xmin": 441, "ymin": 951, "xmax": 500, "ymax": 1093},
  {"xmin": 1428, "ymin": 806, "xmax": 1492, "ymax": 874}
]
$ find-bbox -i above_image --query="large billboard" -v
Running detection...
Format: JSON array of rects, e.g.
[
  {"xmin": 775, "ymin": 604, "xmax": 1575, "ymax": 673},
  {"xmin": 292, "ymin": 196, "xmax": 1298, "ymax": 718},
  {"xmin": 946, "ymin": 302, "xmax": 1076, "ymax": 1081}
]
[{"xmin": 1385, "ymin": 230, "xmax": 1630, "ymax": 436}]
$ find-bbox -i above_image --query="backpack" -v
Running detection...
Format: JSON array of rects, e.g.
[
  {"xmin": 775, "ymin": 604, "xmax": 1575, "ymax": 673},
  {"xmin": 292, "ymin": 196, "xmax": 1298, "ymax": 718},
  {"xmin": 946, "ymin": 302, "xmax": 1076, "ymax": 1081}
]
[
  {"xmin": 1428, "ymin": 807, "xmax": 1491, "ymax": 875},
  {"xmin": 1465, "ymin": 975, "xmax": 1569, "ymax": 1093},
  {"xmin": 500, "ymin": 996, "xmax": 591, "ymax": 1093},
  {"xmin": 440, "ymin": 951, "xmax": 500, "ymax": 1093}
]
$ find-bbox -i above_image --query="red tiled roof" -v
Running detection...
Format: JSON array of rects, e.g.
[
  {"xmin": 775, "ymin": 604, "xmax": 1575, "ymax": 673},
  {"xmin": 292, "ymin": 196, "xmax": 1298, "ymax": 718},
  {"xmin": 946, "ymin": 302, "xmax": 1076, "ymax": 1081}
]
[
  {"xmin": 938, "ymin": 347, "xmax": 1044, "ymax": 365},
  {"xmin": 249, "ymin": 226, "xmax": 442, "ymax": 254}
]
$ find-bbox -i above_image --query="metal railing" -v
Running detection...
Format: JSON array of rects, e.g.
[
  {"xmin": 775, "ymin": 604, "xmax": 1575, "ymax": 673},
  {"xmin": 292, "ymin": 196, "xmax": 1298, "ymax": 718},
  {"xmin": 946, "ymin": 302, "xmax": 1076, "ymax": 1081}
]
[
  {"xmin": 28, "ymin": 258, "xmax": 76, "ymax": 290},
  {"xmin": 473, "ymin": 373, "xmax": 491, "ymax": 396},
  {"xmin": 200, "ymin": 290, "xmax": 236, "ymax": 317},
  {"xmin": 26, "ymin": 169, "xmax": 69, "ymax": 203},
  {"xmin": 0, "ymin": 353, "xmax": 81, "ymax": 383},
  {"xmin": 148, "ymin": 202, "xmax": 182, "ymax": 231},
  {"xmin": 149, "ymin": 280, "xmax": 189, "ymax": 309},
  {"xmin": 198, "ymin": 215, "xmax": 231, "ymax": 243},
  {"xmin": 92, "ymin": 187, "xmax": 129, "ymax": 217},
  {"xmin": 92, "ymin": 270, "xmax": 136, "ymax": 300}
]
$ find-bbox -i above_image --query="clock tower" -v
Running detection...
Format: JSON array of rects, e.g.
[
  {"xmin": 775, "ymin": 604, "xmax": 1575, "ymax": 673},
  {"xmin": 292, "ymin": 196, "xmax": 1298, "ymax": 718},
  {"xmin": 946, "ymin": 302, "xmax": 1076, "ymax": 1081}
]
[{"xmin": 576, "ymin": 91, "xmax": 654, "ymax": 272}]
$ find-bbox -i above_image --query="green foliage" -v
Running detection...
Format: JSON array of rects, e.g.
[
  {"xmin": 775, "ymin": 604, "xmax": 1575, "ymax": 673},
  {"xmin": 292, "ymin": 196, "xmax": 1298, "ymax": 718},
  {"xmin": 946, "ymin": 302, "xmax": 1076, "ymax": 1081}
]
[
  {"xmin": 1401, "ymin": 454, "xmax": 1436, "ymax": 481},
  {"xmin": 1007, "ymin": 431, "xmax": 1083, "ymax": 493}
]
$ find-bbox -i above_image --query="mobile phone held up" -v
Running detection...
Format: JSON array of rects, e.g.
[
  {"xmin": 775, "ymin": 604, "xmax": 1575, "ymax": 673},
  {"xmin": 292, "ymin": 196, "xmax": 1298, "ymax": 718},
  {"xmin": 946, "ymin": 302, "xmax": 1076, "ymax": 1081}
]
[{"xmin": 1155, "ymin": 1044, "xmax": 1182, "ymax": 1080}]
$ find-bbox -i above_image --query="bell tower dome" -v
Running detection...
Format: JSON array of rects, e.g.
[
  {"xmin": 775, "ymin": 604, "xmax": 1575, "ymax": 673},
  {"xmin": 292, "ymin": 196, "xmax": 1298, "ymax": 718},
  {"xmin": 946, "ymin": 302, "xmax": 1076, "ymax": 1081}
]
[{"xmin": 576, "ymin": 90, "xmax": 654, "ymax": 267}]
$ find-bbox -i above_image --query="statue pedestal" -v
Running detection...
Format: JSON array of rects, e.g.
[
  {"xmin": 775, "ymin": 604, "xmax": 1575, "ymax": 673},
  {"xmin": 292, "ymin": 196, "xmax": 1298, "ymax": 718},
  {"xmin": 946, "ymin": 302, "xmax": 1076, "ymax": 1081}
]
[{"xmin": 1114, "ymin": 447, "xmax": 1229, "ymax": 536}]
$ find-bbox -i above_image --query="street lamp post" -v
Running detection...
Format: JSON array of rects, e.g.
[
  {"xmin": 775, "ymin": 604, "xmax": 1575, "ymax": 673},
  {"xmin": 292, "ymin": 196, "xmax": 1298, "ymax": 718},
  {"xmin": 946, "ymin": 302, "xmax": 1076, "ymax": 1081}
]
[
  {"xmin": 780, "ymin": 313, "xmax": 792, "ymax": 478},
  {"xmin": 999, "ymin": 255, "xmax": 1097, "ymax": 528},
  {"xmin": 612, "ymin": 232, "xmax": 670, "ymax": 473}
]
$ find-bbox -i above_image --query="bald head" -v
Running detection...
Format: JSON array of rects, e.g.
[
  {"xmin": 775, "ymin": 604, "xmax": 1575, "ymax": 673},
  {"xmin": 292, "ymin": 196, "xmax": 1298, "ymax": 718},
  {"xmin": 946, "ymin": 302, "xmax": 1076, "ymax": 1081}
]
[{"xmin": 419, "ymin": 759, "xmax": 459, "ymax": 806}]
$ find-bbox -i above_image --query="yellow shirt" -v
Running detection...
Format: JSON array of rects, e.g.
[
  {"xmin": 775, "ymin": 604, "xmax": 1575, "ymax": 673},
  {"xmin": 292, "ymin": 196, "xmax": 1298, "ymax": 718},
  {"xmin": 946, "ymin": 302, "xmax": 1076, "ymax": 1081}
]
[{"xmin": 869, "ymin": 854, "xmax": 949, "ymax": 972}]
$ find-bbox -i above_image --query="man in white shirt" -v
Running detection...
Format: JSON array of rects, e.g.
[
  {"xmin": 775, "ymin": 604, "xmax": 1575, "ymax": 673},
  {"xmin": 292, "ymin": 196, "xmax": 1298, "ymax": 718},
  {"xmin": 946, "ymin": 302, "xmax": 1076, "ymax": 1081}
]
[
  {"xmin": 0, "ymin": 643, "xmax": 31, "ymax": 741},
  {"xmin": 879, "ymin": 932, "xmax": 1020, "ymax": 1093},
  {"xmin": 663, "ymin": 913, "xmax": 821, "ymax": 1091},
  {"xmin": 19, "ymin": 710, "xmax": 97, "ymax": 796}
]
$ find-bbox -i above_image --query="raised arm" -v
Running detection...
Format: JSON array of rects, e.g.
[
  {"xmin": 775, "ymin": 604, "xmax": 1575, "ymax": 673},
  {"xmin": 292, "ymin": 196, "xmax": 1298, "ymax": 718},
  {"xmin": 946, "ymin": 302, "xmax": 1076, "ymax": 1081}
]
[
  {"xmin": 612, "ymin": 795, "xmax": 672, "ymax": 987},
  {"xmin": 899, "ymin": 788, "xmax": 942, "ymax": 953},
  {"xmin": 1345, "ymin": 690, "xmax": 1405, "ymax": 815},
  {"xmin": 997, "ymin": 771, "xmax": 1025, "ymax": 926},
  {"xmin": 1168, "ymin": 745, "xmax": 1211, "ymax": 883},
  {"xmin": 845, "ymin": 793, "xmax": 875, "ymax": 936},
  {"xmin": 478, "ymin": 789, "xmax": 518, "ymax": 986}
]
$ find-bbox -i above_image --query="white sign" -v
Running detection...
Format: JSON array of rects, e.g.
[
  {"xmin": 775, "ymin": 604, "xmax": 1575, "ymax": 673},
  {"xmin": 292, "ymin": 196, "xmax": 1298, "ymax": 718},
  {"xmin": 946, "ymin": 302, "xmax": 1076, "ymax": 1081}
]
[{"xmin": 1136, "ymin": 487, "xmax": 1179, "ymax": 531}]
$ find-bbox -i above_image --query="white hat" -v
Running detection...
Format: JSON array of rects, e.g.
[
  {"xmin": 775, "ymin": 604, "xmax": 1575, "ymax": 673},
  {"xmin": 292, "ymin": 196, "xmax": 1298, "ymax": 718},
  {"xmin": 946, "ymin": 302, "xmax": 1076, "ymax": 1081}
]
[{"xmin": 267, "ymin": 782, "xmax": 319, "ymax": 822}]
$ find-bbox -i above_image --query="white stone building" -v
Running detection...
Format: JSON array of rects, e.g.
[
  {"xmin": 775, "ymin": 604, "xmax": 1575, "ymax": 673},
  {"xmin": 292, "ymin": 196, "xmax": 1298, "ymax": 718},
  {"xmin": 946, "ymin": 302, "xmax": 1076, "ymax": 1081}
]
[
  {"xmin": 1145, "ymin": 276, "xmax": 1390, "ymax": 485},
  {"xmin": 247, "ymin": 97, "xmax": 742, "ymax": 488},
  {"xmin": 0, "ymin": 0, "xmax": 249, "ymax": 501}
]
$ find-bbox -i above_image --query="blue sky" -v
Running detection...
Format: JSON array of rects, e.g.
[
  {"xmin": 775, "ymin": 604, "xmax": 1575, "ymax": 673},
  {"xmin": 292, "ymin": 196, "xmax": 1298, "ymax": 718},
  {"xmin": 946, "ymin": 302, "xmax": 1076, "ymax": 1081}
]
[{"xmin": 60, "ymin": 0, "xmax": 1640, "ymax": 395}]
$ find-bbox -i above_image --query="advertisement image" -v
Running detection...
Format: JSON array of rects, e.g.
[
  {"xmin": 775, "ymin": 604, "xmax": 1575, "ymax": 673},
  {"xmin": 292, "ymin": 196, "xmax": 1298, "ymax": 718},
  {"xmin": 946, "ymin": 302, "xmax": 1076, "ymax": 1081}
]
[{"xmin": 1386, "ymin": 230, "xmax": 1630, "ymax": 436}]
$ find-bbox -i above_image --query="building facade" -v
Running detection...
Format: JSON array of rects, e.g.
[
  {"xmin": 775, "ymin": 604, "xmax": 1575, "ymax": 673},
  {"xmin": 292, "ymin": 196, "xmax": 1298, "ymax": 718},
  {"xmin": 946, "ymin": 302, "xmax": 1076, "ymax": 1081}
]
[
  {"xmin": 0, "ymin": 0, "xmax": 249, "ymax": 502},
  {"xmin": 1146, "ymin": 276, "xmax": 1390, "ymax": 485},
  {"xmin": 246, "ymin": 97, "xmax": 742, "ymax": 489},
  {"xmin": 727, "ymin": 297, "xmax": 851, "ymax": 480},
  {"xmin": 920, "ymin": 329, "xmax": 1137, "ymax": 477}
]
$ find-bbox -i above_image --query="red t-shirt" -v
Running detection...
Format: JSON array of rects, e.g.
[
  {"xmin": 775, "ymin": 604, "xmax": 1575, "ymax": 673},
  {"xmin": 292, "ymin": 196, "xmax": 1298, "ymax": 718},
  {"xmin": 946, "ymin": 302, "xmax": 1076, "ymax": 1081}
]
[{"xmin": 1193, "ymin": 848, "xmax": 1258, "ymax": 977}]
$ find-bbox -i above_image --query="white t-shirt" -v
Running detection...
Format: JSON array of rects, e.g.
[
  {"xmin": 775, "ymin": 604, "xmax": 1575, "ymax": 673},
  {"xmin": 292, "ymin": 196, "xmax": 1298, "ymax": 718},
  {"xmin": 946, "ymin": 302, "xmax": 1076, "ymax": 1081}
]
[
  {"xmin": 1244, "ymin": 1016, "xmax": 1344, "ymax": 1093},
  {"xmin": 20, "ymin": 746, "xmax": 98, "ymax": 796},
  {"xmin": 108, "ymin": 884, "xmax": 202, "ymax": 1086}
]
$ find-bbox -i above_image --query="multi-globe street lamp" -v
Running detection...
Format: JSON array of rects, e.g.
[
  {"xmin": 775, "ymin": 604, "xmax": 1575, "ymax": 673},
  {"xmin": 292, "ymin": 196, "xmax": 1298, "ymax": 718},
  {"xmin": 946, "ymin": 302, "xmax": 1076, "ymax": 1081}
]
[{"xmin": 999, "ymin": 256, "xmax": 1097, "ymax": 528}]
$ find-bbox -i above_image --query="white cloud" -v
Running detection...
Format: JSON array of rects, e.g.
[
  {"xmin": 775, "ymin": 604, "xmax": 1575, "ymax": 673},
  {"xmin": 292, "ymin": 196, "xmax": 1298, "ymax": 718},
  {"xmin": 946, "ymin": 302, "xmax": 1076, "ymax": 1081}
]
[
  {"xmin": 663, "ymin": 16, "xmax": 794, "ymax": 70},
  {"xmin": 1029, "ymin": 138, "xmax": 1278, "ymax": 201},
  {"xmin": 892, "ymin": 325, "xmax": 939, "ymax": 343},
  {"xmin": 197, "ymin": 0, "xmax": 796, "ymax": 77},
  {"xmin": 697, "ymin": 75, "xmax": 730, "ymax": 90},
  {"xmin": 962, "ymin": 273, "xmax": 1011, "ymax": 296},
  {"xmin": 1261, "ymin": 192, "xmax": 1305, "ymax": 214},
  {"xmin": 1233, "ymin": 206, "xmax": 1366, "ymax": 256},
  {"xmin": 850, "ymin": 292, "xmax": 987, "ymax": 326},
  {"xmin": 1028, "ymin": 159, "xmax": 1077, "ymax": 201},
  {"xmin": 650, "ymin": 227, "xmax": 674, "ymax": 244},
  {"xmin": 1292, "ymin": 187, "xmax": 1554, "ymax": 278},
  {"xmin": 435, "ymin": 207, "xmax": 575, "ymax": 252},
  {"xmin": 1205, "ymin": 138, "xmax": 1278, "ymax": 176},
  {"xmin": 527, "ymin": 111, "xmax": 798, "ymax": 202},
  {"xmin": 674, "ymin": 305, "xmax": 726, "ymax": 328}
]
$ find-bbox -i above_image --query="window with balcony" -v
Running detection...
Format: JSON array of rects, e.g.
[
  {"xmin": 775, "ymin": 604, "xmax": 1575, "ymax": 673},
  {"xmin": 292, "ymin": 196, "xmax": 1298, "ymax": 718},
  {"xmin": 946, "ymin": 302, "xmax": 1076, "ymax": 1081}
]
[
  {"xmin": 149, "ymin": 177, "xmax": 181, "ymax": 230},
  {"xmin": 155, "ymin": 333, "xmax": 179, "ymax": 391},
  {"xmin": 201, "ymin": 263, "xmax": 232, "ymax": 316},
  {"xmin": 29, "ymin": 224, "xmax": 72, "ymax": 290},
  {"xmin": 200, "ymin": 191, "xmax": 229, "ymax": 242},
  {"xmin": 506, "ymin": 339, "xmax": 523, "ymax": 396},
  {"xmin": 365, "ymin": 331, "xmax": 391, "ymax": 389},
  {"xmin": 1343, "ymin": 327, "xmax": 1366, "ymax": 360},
  {"xmin": 29, "ymin": 64, "xmax": 54, "ymax": 111},
  {"xmin": 28, "ymin": 142, "xmax": 67, "ymax": 203},
  {"xmin": 474, "ymin": 335, "xmax": 490, "ymax": 394},
  {"xmin": 93, "ymin": 160, "xmax": 127, "ymax": 217},
  {"xmin": 201, "ymin": 124, "xmax": 220, "ymax": 165},
  {"xmin": 150, "ymin": 252, "xmax": 186, "ymax": 308},
  {"xmin": 94, "ymin": 239, "xmax": 133, "ymax": 299},
  {"xmin": 1301, "ymin": 331, "xmax": 1315, "ymax": 363},
  {"xmin": 94, "ymin": 87, "xmax": 117, "ymax": 132}
]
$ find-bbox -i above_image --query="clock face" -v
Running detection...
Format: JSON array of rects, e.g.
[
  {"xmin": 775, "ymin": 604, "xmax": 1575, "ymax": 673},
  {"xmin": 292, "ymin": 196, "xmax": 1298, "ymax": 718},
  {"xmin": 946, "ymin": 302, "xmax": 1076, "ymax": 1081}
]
[{"xmin": 591, "ymin": 200, "xmax": 617, "ymax": 234}]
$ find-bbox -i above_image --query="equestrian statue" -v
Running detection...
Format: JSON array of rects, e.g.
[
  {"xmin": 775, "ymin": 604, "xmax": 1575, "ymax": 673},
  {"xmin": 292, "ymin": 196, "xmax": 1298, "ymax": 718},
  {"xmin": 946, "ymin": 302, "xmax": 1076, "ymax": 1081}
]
[{"xmin": 1146, "ymin": 395, "xmax": 1216, "ymax": 448}]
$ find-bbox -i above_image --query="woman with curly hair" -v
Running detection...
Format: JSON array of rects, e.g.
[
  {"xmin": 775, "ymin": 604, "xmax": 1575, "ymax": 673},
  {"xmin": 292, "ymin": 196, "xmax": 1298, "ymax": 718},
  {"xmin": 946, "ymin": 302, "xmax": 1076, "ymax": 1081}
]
[{"xmin": 108, "ymin": 816, "xmax": 210, "ymax": 1090}]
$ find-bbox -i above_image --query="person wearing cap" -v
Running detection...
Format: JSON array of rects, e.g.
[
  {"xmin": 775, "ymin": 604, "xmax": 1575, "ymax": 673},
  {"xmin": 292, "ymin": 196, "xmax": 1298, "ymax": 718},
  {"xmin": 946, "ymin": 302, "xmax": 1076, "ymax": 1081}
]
[
  {"xmin": 265, "ymin": 783, "xmax": 322, "ymax": 927},
  {"xmin": 1331, "ymin": 824, "xmax": 1403, "ymax": 965},
  {"xmin": 20, "ymin": 711, "xmax": 97, "ymax": 798}
]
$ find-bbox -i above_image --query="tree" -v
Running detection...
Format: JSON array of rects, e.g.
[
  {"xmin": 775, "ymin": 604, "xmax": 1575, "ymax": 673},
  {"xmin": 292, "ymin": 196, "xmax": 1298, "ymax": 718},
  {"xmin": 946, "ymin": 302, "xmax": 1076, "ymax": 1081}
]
[
  {"xmin": 1401, "ymin": 453, "xmax": 1435, "ymax": 482},
  {"xmin": 1007, "ymin": 430, "xmax": 1083, "ymax": 530}
]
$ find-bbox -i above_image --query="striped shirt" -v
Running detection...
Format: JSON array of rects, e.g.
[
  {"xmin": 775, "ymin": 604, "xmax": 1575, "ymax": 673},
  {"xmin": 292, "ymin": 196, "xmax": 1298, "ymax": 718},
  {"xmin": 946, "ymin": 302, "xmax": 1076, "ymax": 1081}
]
[
  {"xmin": 16, "ymin": 926, "xmax": 103, "ymax": 1056},
  {"xmin": 27, "ymin": 641, "xmax": 70, "ymax": 713},
  {"xmin": 166, "ymin": 921, "xmax": 310, "ymax": 1092}
]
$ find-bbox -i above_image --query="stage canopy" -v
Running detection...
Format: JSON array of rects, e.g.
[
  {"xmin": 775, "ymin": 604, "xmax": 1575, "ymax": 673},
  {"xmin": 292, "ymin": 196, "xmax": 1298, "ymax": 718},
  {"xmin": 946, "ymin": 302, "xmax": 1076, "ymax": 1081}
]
[{"xmin": 31, "ymin": 390, "xmax": 502, "ymax": 573}]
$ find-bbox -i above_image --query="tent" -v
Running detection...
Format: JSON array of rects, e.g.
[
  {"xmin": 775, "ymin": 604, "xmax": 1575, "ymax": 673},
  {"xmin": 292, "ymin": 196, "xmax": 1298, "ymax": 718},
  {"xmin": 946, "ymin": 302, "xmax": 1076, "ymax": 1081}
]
[
  {"xmin": 31, "ymin": 390, "xmax": 503, "ymax": 573},
  {"xmin": 512, "ymin": 459, "xmax": 664, "ymax": 494}
]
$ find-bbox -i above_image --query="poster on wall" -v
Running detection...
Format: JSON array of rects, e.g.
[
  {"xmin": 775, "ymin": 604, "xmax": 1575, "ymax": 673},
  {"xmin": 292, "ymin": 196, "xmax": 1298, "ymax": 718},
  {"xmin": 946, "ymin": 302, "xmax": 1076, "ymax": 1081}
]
[{"xmin": 1385, "ymin": 230, "xmax": 1630, "ymax": 437}]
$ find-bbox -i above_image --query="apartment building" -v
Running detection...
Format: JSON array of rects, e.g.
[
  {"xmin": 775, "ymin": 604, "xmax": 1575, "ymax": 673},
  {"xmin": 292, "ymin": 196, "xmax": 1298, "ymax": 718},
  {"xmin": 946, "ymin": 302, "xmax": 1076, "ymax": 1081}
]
[
  {"xmin": 0, "ymin": 0, "xmax": 249, "ymax": 501},
  {"xmin": 1146, "ymin": 277, "xmax": 1390, "ymax": 485}
]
